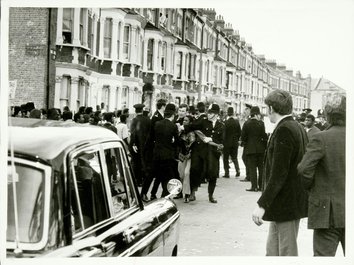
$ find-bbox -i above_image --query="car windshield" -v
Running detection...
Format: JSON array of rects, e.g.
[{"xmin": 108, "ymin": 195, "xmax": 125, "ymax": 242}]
[{"xmin": 7, "ymin": 162, "xmax": 45, "ymax": 243}]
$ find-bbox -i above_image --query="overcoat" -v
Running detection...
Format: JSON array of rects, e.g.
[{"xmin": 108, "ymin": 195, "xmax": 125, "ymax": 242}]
[
  {"xmin": 257, "ymin": 116, "xmax": 309, "ymax": 222},
  {"xmin": 241, "ymin": 118, "xmax": 267, "ymax": 155},
  {"xmin": 297, "ymin": 125, "xmax": 345, "ymax": 229},
  {"xmin": 223, "ymin": 117, "xmax": 241, "ymax": 148}
]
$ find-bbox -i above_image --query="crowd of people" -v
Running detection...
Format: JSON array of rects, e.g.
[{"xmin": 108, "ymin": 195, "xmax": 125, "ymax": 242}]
[{"xmin": 11, "ymin": 89, "xmax": 345, "ymax": 257}]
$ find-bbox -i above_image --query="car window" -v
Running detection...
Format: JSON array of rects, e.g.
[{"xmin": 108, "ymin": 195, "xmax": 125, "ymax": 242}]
[
  {"xmin": 7, "ymin": 162, "xmax": 45, "ymax": 243},
  {"xmin": 70, "ymin": 150, "xmax": 109, "ymax": 234},
  {"xmin": 103, "ymin": 146, "xmax": 138, "ymax": 216}
]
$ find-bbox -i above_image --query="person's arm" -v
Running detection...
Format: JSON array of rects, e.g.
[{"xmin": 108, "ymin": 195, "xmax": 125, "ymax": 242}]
[{"xmin": 297, "ymin": 133, "xmax": 324, "ymax": 190}]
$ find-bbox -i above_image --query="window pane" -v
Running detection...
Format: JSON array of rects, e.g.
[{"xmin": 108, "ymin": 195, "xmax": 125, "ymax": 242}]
[
  {"xmin": 71, "ymin": 151, "xmax": 109, "ymax": 233},
  {"xmin": 104, "ymin": 147, "xmax": 137, "ymax": 216},
  {"xmin": 7, "ymin": 163, "xmax": 45, "ymax": 243}
]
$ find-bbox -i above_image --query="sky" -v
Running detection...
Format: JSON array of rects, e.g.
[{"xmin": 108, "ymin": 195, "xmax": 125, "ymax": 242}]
[{"xmin": 213, "ymin": 0, "xmax": 354, "ymax": 91}]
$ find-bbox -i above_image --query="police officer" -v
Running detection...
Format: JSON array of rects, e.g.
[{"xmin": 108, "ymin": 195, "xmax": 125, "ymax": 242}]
[
  {"xmin": 183, "ymin": 103, "xmax": 224, "ymax": 203},
  {"xmin": 130, "ymin": 103, "xmax": 151, "ymax": 187},
  {"xmin": 151, "ymin": 103, "xmax": 180, "ymax": 197},
  {"xmin": 141, "ymin": 99, "xmax": 166, "ymax": 201}
]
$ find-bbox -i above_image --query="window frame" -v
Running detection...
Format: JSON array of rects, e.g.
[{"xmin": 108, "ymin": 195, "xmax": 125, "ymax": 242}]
[
  {"xmin": 62, "ymin": 8, "xmax": 74, "ymax": 44},
  {"xmin": 104, "ymin": 18, "xmax": 113, "ymax": 58},
  {"xmin": 123, "ymin": 25, "xmax": 131, "ymax": 60}
]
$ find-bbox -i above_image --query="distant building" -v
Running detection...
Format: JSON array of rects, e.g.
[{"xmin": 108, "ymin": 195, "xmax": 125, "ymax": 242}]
[
  {"xmin": 309, "ymin": 77, "xmax": 346, "ymax": 116},
  {"xmin": 8, "ymin": 7, "xmax": 313, "ymax": 116}
]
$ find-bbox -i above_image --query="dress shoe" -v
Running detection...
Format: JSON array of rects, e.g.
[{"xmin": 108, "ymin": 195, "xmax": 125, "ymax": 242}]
[
  {"xmin": 184, "ymin": 197, "xmax": 190, "ymax": 203},
  {"xmin": 150, "ymin": 195, "xmax": 157, "ymax": 200},
  {"xmin": 240, "ymin": 178, "xmax": 250, "ymax": 182},
  {"xmin": 189, "ymin": 195, "xmax": 196, "ymax": 201},
  {"xmin": 222, "ymin": 175, "xmax": 230, "ymax": 178},
  {"xmin": 141, "ymin": 194, "xmax": 149, "ymax": 202},
  {"xmin": 209, "ymin": 196, "xmax": 218, "ymax": 203},
  {"xmin": 246, "ymin": 188, "xmax": 258, "ymax": 192}
]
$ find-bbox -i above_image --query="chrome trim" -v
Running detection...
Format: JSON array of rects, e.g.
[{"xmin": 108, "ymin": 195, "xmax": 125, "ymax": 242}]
[
  {"xmin": 73, "ymin": 206, "xmax": 140, "ymax": 241},
  {"xmin": 119, "ymin": 211, "xmax": 180, "ymax": 256},
  {"xmin": 70, "ymin": 161, "xmax": 85, "ymax": 229},
  {"xmin": 6, "ymin": 158, "xmax": 52, "ymax": 251}
]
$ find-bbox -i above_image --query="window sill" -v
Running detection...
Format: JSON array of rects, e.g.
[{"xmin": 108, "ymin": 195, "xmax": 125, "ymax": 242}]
[{"xmin": 58, "ymin": 43, "xmax": 91, "ymax": 52}]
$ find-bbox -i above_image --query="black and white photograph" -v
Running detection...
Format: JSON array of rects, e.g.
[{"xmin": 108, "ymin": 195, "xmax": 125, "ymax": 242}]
[{"xmin": 1, "ymin": 0, "xmax": 353, "ymax": 263}]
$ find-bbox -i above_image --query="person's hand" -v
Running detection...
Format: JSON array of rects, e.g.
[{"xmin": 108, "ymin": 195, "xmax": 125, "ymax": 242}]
[
  {"xmin": 252, "ymin": 205, "xmax": 265, "ymax": 226},
  {"xmin": 132, "ymin": 145, "xmax": 138, "ymax": 153},
  {"xmin": 217, "ymin": 144, "xmax": 224, "ymax": 151}
]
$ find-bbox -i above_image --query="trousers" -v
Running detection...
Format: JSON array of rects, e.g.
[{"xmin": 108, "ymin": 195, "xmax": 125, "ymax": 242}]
[
  {"xmin": 222, "ymin": 144, "xmax": 240, "ymax": 175},
  {"xmin": 266, "ymin": 219, "xmax": 300, "ymax": 256},
  {"xmin": 313, "ymin": 228, "xmax": 345, "ymax": 256}
]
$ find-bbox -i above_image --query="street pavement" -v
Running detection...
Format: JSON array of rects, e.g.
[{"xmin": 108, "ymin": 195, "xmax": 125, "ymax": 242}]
[{"xmin": 171, "ymin": 147, "xmax": 344, "ymax": 257}]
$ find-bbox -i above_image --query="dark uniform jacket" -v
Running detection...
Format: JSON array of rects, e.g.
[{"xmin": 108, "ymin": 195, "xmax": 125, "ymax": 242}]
[
  {"xmin": 130, "ymin": 114, "xmax": 151, "ymax": 152},
  {"xmin": 297, "ymin": 125, "xmax": 345, "ymax": 229},
  {"xmin": 223, "ymin": 117, "xmax": 241, "ymax": 148},
  {"xmin": 151, "ymin": 110, "xmax": 164, "ymax": 129},
  {"xmin": 205, "ymin": 119, "xmax": 224, "ymax": 148},
  {"xmin": 152, "ymin": 119, "xmax": 179, "ymax": 161},
  {"xmin": 257, "ymin": 116, "xmax": 308, "ymax": 222},
  {"xmin": 241, "ymin": 118, "xmax": 267, "ymax": 155}
]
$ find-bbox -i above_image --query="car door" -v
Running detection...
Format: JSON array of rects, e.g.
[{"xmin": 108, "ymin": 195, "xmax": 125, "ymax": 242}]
[{"xmin": 97, "ymin": 141, "xmax": 165, "ymax": 256}]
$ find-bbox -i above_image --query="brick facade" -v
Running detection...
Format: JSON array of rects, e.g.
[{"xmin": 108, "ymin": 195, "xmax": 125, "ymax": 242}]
[{"xmin": 9, "ymin": 8, "xmax": 57, "ymax": 110}]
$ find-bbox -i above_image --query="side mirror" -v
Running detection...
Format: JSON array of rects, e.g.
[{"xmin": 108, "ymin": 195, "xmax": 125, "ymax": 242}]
[{"xmin": 165, "ymin": 179, "xmax": 182, "ymax": 199}]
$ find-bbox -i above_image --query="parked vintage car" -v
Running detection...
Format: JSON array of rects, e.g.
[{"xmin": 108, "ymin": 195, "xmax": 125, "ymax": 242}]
[{"xmin": 7, "ymin": 118, "xmax": 180, "ymax": 257}]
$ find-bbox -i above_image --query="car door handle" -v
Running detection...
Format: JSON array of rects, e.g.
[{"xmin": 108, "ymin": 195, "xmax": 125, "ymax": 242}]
[{"xmin": 101, "ymin": 242, "xmax": 116, "ymax": 253}]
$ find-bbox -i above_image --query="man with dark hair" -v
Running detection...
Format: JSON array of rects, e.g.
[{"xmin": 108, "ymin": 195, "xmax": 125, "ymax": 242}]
[
  {"xmin": 29, "ymin": 109, "xmax": 42, "ymax": 119},
  {"xmin": 252, "ymin": 89, "xmax": 308, "ymax": 256},
  {"xmin": 298, "ymin": 94, "xmax": 346, "ymax": 256},
  {"xmin": 116, "ymin": 114, "xmax": 129, "ymax": 145},
  {"xmin": 74, "ymin": 106, "xmax": 86, "ymax": 123},
  {"xmin": 223, "ymin": 107, "xmax": 241, "ymax": 178},
  {"xmin": 305, "ymin": 114, "xmax": 320, "ymax": 140},
  {"xmin": 102, "ymin": 112, "xmax": 117, "ymax": 134},
  {"xmin": 151, "ymin": 103, "xmax": 180, "ymax": 197},
  {"xmin": 241, "ymin": 106, "xmax": 267, "ymax": 191},
  {"xmin": 130, "ymin": 104, "xmax": 151, "ymax": 187},
  {"xmin": 62, "ymin": 111, "xmax": 73, "ymax": 121},
  {"xmin": 47, "ymin": 108, "xmax": 61, "ymax": 120}
]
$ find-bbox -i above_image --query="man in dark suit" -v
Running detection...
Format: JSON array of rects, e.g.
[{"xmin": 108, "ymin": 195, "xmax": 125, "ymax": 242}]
[
  {"xmin": 252, "ymin": 89, "xmax": 308, "ymax": 256},
  {"xmin": 298, "ymin": 94, "xmax": 345, "ymax": 256},
  {"xmin": 129, "ymin": 103, "xmax": 151, "ymax": 187},
  {"xmin": 142, "ymin": 99, "xmax": 166, "ymax": 201},
  {"xmin": 151, "ymin": 103, "xmax": 180, "ymax": 197},
  {"xmin": 241, "ymin": 106, "xmax": 267, "ymax": 191},
  {"xmin": 240, "ymin": 103, "xmax": 252, "ymax": 182},
  {"xmin": 222, "ymin": 107, "xmax": 241, "ymax": 178}
]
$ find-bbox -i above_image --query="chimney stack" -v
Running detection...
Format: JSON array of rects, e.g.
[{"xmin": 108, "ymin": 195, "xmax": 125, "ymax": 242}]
[{"xmin": 265, "ymin": 59, "xmax": 277, "ymax": 68}]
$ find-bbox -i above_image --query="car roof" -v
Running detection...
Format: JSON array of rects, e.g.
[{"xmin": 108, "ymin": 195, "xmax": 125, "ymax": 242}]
[{"xmin": 8, "ymin": 118, "xmax": 120, "ymax": 161}]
